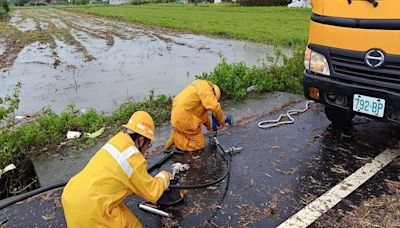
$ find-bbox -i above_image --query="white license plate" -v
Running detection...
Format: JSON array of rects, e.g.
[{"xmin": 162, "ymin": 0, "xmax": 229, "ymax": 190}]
[{"xmin": 353, "ymin": 94, "xmax": 385, "ymax": 118}]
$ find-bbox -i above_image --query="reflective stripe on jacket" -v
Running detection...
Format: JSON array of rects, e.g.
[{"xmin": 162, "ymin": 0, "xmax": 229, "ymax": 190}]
[{"xmin": 62, "ymin": 132, "xmax": 170, "ymax": 227}]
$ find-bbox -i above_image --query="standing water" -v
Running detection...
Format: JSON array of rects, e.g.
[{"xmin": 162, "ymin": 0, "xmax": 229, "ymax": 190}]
[{"xmin": 0, "ymin": 9, "xmax": 287, "ymax": 114}]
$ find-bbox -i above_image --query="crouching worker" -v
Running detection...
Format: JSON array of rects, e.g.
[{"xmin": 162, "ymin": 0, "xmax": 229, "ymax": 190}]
[
  {"xmin": 164, "ymin": 79, "xmax": 225, "ymax": 152},
  {"xmin": 62, "ymin": 111, "xmax": 170, "ymax": 228}
]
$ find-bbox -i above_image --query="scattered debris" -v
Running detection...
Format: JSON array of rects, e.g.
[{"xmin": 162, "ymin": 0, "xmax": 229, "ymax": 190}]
[
  {"xmin": 83, "ymin": 54, "xmax": 95, "ymax": 62},
  {"xmin": 207, "ymin": 186, "xmax": 218, "ymax": 190},
  {"xmin": 52, "ymin": 58, "xmax": 61, "ymax": 68},
  {"xmin": 276, "ymin": 168, "xmax": 297, "ymax": 175},
  {"xmin": 224, "ymin": 146, "xmax": 242, "ymax": 155},
  {"xmin": 187, "ymin": 201, "xmax": 205, "ymax": 215},
  {"xmin": 15, "ymin": 116, "xmax": 25, "ymax": 120},
  {"xmin": 42, "ymin": 212, "xmax": 56, "ymax": 221},
  {"xmin": 316, "ymin": 187, "xmax": 400, "ymax": 227},
  {"xmin": 84, "ymin": 127, "xmax": 105, "ymax": 139},
  {"xmin": 330, "ymin": 164, "xmax": 350, "ymax": 175},
  {"xmin": 162, "ymin": 217, "xmax": 179, "ymax": 228},
  {"xmin": 66, "ymin": 131, "xmax": 81, "ymax": 139},
  {"xmin": 353, "ymin": 155, "xmax": 372, "ymax": 163},
  {"xmin": 0, "ymin": 164, "xmax": 16, "ymax": 177},
  {"xmin": 171, "ymin": 163, "xmax": 190, "ymax": 179},
  {"xmin": 246, "ymin": 85, "xmax": 255, "ymax": 93}
]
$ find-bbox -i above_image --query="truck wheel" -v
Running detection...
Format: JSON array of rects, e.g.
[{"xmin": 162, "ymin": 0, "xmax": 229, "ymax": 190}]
[{"xmin": 324, "ymin": 106, "xmax": 355, "ymax": 126}]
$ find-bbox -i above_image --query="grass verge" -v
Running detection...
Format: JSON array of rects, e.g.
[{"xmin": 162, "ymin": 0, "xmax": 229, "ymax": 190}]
[
  {"xmin": 63, "ymin": 3, "xmax": 310, "ymax": 46},
  {"xmin": 197, "ymin": 46, "xmax": 304, "ymax": 99}
]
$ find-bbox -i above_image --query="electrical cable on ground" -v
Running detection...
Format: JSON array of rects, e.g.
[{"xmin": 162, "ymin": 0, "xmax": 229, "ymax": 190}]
[
  {"xmin": 169, "ymin": 136, "xmax": 231, "ymax": 189},
  {"xmin": 257, "ymin": 100, "xmax": 315, "ymax": 129},
  {"xmin": 0, "ymin": 181, "xmax": 67, "ymax": 211}
]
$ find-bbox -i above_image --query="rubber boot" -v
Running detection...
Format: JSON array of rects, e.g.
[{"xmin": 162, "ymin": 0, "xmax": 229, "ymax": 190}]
[{"xmin": 164, "ymin": 131, "xmax": 175, "ymax": 150}]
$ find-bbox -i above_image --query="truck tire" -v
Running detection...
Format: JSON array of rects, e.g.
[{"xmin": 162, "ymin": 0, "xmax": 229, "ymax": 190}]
[{"xmin": 324, "ymin": 106, "xmax": 355, "ymax": 126}]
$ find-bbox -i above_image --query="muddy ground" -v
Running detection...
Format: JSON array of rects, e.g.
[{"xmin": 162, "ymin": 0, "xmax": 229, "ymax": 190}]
[
  {"xmin": 0, "ymin": 94, "xmax": 399, "ymax": 227},
  {"xmin": 0, "ymin": 8, "xmax": 281, "ymax": 114}
]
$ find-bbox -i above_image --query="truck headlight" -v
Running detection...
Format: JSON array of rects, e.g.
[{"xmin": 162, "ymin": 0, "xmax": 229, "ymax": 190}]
[{"xmin": 304, "ymin": 47, "xmax": 330, "ymax": 76}]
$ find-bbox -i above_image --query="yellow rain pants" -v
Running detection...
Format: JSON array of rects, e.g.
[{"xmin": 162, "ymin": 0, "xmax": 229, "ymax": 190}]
[
  {"xmin": 62, "ymin": 132, "xmax": 170, "ymax": 228},
  {"xmin": 165, "ymin": 80, "xmax": 225, "ymax": 151}
]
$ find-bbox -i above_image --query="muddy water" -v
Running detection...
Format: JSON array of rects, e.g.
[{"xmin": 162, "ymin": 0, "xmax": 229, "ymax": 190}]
[{"xmin": 0, "ymin": 9, "xmax": 288, "ymax": 114}]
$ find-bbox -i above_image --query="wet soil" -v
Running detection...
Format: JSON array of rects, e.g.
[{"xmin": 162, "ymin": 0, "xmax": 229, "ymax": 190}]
[
  {"xmin": 1, "ymin": 100, "xmax": 399, "ymax": 227},
  {"xmin": 0, "ymin": 9, "xmax": 283, "ymax": 115}
]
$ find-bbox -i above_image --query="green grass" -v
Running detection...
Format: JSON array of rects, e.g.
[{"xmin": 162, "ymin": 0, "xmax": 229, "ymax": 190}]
[
  {"xmin": 64, "ymin": 3, "xmax": 311, "ymax": 46},
  {"xmin": 198, "ymin": 46, "xmax": 305, "ymax": 99}
]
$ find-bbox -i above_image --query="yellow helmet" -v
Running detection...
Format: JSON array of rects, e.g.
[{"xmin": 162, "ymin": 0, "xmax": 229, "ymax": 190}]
[
  {"xmin": 212, "ymin": 84, "xmax": 221, "ymax": 101},
  {"xmin": 123, "ymin": 111, "xmax": 156, "ymax": 141}
]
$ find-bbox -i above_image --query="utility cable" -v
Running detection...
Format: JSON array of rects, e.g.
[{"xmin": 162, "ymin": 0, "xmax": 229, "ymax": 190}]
[
  {"xmin": 169, "ymin": 136, "xmax": 231, "ymax": 189},
  {"xmin": 257, "ymin": 100, "xmax": 315, "ymax": 129}
]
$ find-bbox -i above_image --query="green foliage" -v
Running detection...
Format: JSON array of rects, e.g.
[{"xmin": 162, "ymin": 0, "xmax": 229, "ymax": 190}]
[
  {"xmin": 14, "ymin": 0, "xmax": 28, "ymax": 6},
  {"xmin": 65, "ymin": 4, "xmax": 310, "ymax": 46},
  {"xmin": 1, "ymin": 0, "xmax": 9, "ymax": 12},
  {"xmin": 53, "ymin": 0, "xmax": 68, "ymax": 5},
  {"xmin": 0, "ymin": 84, "xmax": 21, "ymax": 126},
  {"xmin": 0, "ymin": 0, "xmax": 9, "ymax": 19},
  {"xmin": 197, "ymin": 46, "xmax": 305, "ymax": 99},
  {"xmin": 0, "ymin": 92, "xmax": 171, "ymax": 171},
  {"xmin": 73, "ymin": 0, "xmax": 88, "ymax": 5},
  {"xmin": 110, "ymin": 91, "xmax": 172, "ymax": 127}
]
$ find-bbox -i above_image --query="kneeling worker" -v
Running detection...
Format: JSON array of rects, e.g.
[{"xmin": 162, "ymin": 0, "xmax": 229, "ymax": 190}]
[
  {"xmin": 164, "ymin": 79, "xmax": 225, "ymax": 152},
  {"xmin": 62, "ymin": 111, "xmax": 170, "ymax": 228}
]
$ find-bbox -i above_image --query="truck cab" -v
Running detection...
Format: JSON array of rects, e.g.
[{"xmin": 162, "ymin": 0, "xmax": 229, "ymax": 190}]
[{"xmin": 303, "ymin": 0, "xmax": 400, "ymax": 125}]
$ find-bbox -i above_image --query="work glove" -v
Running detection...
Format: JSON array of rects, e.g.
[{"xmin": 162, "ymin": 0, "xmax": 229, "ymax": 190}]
[
  {"xmin": 212, "ymin": 114, "xmax": 220, "ymax": 131},
  {"xmin": 212, "ymin": 114, "xmax": 233, "ymax": 131}
]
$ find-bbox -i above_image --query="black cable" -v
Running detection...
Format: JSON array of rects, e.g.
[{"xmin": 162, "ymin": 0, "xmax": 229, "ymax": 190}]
[
  {"xmin": 169, "ymin": 137, "xmax": 231, "ymax": 189},
  {"xmin": 0, "ymin": 181, "xmax": 67, "ymax": 211}
]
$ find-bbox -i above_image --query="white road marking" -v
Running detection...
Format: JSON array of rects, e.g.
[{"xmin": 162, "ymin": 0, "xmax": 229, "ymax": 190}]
[{"xmin": 278, "ymin": 148, "xmax": 400, "ymax": 228}]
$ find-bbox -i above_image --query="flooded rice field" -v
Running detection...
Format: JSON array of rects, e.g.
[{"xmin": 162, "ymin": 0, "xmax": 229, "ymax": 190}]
[{"xmin": 0, "ymin": 9, "xmax": 281, "ymax": 114}]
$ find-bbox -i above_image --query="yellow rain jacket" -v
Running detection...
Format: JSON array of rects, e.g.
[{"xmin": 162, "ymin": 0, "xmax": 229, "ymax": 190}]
[
  {"xmin": 165, "ymin": 80, "xmax": 225, "ymax": 151},
  {"xmin": 62, "ymin": 132, "xmax": 170, "ymax": 228}
]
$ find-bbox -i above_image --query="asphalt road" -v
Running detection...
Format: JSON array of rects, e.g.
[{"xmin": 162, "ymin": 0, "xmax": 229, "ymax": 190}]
[{"xmin": 1, "ymin": 102, "xmax": 399, "ymax": 227}]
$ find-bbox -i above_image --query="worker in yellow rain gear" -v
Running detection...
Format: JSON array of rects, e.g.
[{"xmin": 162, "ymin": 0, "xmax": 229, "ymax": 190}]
[
  {"xmin": 62, "ymin": 111, "xmax": 170, "ymax": 228},
  {"xmin": 164, "ymin": 79, "xmax": 225, "ymax": 152}
]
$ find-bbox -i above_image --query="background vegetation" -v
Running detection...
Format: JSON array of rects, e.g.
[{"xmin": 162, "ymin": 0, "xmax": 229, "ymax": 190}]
[
  {"xmin": 0, "ymin": 0, "xmax": 9, "ymax": 19},
  {"xmin": 66, "ymin": 4, "xmax": 310, "ymax": 46},
  {"xmin": 198, "ymin": 46, "xmax": 304, "ymax": 99}
]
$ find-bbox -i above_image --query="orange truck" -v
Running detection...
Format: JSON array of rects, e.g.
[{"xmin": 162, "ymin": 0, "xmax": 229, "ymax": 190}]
[{"xmin": 303, "ymin": 0, "xmax": 400, "ymax": 125}]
